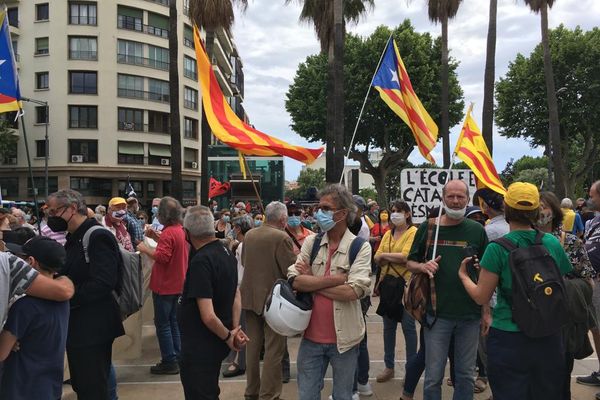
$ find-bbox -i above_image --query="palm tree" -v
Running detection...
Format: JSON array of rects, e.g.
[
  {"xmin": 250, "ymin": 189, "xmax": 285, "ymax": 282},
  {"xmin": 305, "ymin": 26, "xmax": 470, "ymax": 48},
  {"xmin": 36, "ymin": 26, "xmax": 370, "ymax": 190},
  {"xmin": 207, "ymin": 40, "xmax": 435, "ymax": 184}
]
[
  {"xmin": 286, "ymin": 0, "xmax": 374, "ymax": 183},
  {"xmin": 188, "ymin": 0, "xmax": 248, "ymax": 205},
  {"xmin": 427, "ymin": 0, "xmax": 462, "ymax": 168},
  {"xmin": 481, "ymin": 0, "xmax": 497, "ymax": 153},
  {"xmin": 524, "ymin": 0, "xmax": 566, "ymax": 198},
  {"xmin": 168, "ymin": 0, "xmax": 182, "ymax": 201}
]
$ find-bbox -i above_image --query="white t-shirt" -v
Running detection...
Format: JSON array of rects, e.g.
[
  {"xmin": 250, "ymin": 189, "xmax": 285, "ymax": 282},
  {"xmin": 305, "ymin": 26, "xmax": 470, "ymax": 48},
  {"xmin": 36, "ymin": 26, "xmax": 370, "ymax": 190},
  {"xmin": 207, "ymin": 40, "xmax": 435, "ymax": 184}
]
[
  {"xmin": 235, "ymin": 242, "xmax": 245, "ymax": 286},
  {"xmin": 358, "ymin": 217, "xmax": 371, "ymax": 241}
]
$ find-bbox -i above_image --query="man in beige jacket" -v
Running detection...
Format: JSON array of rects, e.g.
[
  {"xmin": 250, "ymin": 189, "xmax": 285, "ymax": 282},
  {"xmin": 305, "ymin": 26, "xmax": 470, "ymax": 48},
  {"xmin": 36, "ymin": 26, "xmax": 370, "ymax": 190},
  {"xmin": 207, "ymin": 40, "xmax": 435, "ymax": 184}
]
[
  {"xmin": 288, "ymin": 184, "xmax": 372, "ymax": 400},
  {"xmin": 241, "ymin": 201, "xmax": 297, "ymax": 400}
]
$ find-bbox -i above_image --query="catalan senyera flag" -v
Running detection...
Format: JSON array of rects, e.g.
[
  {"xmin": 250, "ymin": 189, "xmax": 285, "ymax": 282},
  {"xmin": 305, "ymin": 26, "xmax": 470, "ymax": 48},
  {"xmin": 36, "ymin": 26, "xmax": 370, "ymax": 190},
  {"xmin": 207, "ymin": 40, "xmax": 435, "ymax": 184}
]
[
  {"xmin": 454, "ymin": 107, "xmax": 506, "ymax": 195},
  {"xmin": 0, "ymin": 9, "xmax": 21, "ymax": 113},
  {"xmin": 372, "ymin": 39, "xmax": 438, "ymax": 163},
  {"xmin": 193, "ymin": 26, "xmax": 323, "ymax": 164}
]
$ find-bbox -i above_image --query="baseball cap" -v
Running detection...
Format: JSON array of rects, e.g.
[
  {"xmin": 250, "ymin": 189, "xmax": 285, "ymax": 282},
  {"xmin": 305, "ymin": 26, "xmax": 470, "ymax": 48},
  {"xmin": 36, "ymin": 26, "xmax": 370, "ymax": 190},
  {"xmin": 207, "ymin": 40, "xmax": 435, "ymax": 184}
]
[
  {"xmin": 474, "ymin": 188, "xmax": 504, "ymax": 211},
  {"xmin": 22, "ymin": 236, "xmax": 66, "ymax": 272},
  {"xmin": 504, "ymin": 182, "xmax": 540, "ymax": 211},
  {"xmin": 465, "ymin": 206, "xmax": 483, "ymax": 218},
  {"xmin": 353, "ymin": 195, "xmax": 367, "ymax": 211},
  {"xmin": 4, "ymin": 227, "xmax": 37, "ymax": 255},
  {"xmin": 108, "ymin": 197, "xmax": 127, "ymax": 207}
]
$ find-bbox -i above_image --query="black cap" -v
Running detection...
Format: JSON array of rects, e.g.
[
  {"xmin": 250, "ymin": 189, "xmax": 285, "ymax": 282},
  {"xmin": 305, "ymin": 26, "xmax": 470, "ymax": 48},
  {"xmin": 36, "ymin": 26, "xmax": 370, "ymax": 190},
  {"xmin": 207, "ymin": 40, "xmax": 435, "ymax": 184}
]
[
  {"xmin": 286, "ymin": 200, "xmax": 299, "ymax": 210},
  {"xmin": 474, "ymin": 188, "xmax": 504, "ymax": 211},
  {"xmin": 22, "ymin": 236, "xmax": 66, "ymax": 272},
  {"xmin": 4, "ymin": 227, "xmax": 37, "ymax": 255},
  {"xmin": 352, "ymin": 195, "xmax": 367, "ymax": 211},
  {"xmin": 465, "ymin": 206, "xmax": 483, "ymax": 218}
]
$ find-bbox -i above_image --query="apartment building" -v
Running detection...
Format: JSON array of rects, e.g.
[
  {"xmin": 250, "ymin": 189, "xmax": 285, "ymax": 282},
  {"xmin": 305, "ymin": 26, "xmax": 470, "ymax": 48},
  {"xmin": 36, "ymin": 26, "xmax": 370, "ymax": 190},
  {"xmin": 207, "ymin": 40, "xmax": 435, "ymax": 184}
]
[{"xmin": 0, "ymin": 0, "xmax": 245, "ymax": 207}]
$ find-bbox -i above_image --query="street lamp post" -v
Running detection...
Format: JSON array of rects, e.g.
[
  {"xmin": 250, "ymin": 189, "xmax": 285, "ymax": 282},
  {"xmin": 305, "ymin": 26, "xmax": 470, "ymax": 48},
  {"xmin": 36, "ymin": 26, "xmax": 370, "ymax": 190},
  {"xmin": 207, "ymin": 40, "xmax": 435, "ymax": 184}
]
[{"xmin": 21, "ymin": 97, "xmax": 49, "ymax": 198}]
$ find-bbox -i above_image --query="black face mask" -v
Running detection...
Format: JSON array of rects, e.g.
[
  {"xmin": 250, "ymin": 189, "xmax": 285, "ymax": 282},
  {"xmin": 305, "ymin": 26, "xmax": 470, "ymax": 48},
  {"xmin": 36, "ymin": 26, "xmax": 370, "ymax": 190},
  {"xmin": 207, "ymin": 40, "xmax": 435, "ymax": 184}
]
[{"xmin": 47, "ymin": 206, "xmax": 71, "ymax": 233}]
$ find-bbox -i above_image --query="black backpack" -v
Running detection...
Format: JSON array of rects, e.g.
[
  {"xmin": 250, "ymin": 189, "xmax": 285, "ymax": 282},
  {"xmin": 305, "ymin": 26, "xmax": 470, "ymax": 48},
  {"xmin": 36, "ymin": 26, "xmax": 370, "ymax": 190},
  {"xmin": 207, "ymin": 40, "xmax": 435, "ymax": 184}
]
[{"xmin": 494, "ymin": 230, "xmax": 568, "ymax": 338}]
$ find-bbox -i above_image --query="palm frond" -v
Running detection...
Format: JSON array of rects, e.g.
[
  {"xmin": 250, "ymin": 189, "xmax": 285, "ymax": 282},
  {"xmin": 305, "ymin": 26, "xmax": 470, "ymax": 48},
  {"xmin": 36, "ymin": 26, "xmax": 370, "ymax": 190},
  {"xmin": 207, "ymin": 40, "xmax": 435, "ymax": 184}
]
[{"xmin": 189, "ymin": 0, "xmax": 248, "ymax": 31}]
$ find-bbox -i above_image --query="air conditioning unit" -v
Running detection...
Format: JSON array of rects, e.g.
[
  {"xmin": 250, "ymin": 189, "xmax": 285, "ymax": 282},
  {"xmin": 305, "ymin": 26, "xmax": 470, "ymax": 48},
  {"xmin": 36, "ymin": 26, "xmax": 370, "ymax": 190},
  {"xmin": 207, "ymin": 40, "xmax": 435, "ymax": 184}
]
[
  {"xmin": 71, "ymin": 155, "xmax": 84, "ymax": 163},
  {"xmin": 160, "ymin": 158, "xmax": 170, "ymax": 166},
  {"xmin": 191, "ymin": 162, "xmax": 198, "ymax": 169}
]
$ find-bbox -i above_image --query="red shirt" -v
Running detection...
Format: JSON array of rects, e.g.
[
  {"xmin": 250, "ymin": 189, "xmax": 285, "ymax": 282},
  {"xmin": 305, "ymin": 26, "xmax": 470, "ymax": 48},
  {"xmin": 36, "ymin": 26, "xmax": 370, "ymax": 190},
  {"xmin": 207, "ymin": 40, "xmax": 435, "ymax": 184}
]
[
  {"xmin": 149, "ymin": 223, "xmax": 189, "ymax": 295},
  {"xmin": 304, "ymin": 245, "xmax": 338, "ymax": 344},
  {"xmin": 371, "ymin": 223, "xmax": 391, "ymax": 252}
]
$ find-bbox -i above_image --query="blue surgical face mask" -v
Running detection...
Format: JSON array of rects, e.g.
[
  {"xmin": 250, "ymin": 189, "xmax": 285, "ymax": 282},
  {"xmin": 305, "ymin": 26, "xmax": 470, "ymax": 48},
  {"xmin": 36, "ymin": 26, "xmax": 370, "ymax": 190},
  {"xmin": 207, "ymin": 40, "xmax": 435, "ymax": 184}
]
[
  {"xmin": 223, "ymin": 215, "xmax": 230, "ymax": 223},
  {"xmin": 254, "ymin": 220, "xmax": 262, "ymax": 227},
  {"xmin": 151, "ymin": 206, "xmax": 158, "ymax": 215},
  {"xmin": 288, "ymin": 216, "xmax": 301, "ymax": 228},
  {"xmin": 316, "ymin": 209, "xmax": 337, "ymax": 232}
]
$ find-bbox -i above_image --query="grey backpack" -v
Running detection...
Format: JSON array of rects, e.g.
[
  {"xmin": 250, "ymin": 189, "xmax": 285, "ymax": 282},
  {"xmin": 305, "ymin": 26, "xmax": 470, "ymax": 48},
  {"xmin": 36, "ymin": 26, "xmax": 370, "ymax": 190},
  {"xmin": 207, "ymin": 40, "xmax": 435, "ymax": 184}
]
[{"xmin": 82, "ymin": 225, "xmax": 143, "ymax": 320}]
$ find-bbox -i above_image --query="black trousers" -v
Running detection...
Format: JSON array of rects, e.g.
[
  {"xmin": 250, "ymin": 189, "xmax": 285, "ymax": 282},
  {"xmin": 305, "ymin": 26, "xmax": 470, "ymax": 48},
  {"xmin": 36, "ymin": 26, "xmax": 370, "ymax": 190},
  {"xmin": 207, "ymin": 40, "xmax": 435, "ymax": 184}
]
[
  {"xmin": 180, "ymin": 357, "xmax": 223, "ymax": 400},
  {"xmin": 487, "ymin": 328, "xmax": 564, "ymax": 400},
  {"xmin": 67, "ymin": 341, "xmax": 113, "ymax": 400}
]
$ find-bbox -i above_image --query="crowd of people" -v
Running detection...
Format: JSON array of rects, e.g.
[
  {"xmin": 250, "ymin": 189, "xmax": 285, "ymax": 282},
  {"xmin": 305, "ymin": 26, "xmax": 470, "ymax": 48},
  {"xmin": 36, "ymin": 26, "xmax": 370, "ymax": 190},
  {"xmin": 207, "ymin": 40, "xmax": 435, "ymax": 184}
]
[{"xmin": 0, "ymin": 179, "xmax": 599, "ymax": 400}]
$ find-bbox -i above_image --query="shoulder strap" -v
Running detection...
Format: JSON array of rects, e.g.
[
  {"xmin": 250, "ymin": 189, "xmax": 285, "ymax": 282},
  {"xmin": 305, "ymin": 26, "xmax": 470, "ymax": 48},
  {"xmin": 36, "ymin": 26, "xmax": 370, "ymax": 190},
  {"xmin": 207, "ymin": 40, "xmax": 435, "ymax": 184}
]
[
  {"xmin": 285, "ymin": 227, "xmax": 303, "ymax": 251},
  {"xmin": 309, "ymin": 232, "xmax": 325, "ymax": 266},
  {"xmin": 348, "ymin": 237, "xmax": 366, "ymax": 266},
  {"xmin": 493, "ymin": 237, "xmax": 518, "ymax": 253},
  {"xmin": 82, "ymin": 225, "xmax": 108, "ymax": 264},
  {"xmin": 534, "ymin": 229, "xmax": 545, "ymax": 245},
  {"xmin": 423, "ymin": 218, "xmax": 436, "ymax": 261}
]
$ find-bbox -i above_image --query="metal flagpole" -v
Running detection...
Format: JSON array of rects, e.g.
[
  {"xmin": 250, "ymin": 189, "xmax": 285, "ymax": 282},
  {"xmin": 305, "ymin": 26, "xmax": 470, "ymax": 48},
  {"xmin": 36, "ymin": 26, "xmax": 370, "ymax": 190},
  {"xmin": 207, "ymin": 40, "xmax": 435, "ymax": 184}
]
[
  {"xmin": 242, "ymin": 154, "xmax": 265, "ymax": 215},
  {"xmin": 431, "ymin": 154, "xmax": 456, "ymax": 260},
  {"xmin": 21, "ymin": 97, "xmax": 49, "ymax": 198},
  {"xmin": 19, "ymin": 109, "xmax": 41, "ymax": 232},
  {"xmin": 339, "ymin": 33, "xmax": 394, "ymax": 184}
]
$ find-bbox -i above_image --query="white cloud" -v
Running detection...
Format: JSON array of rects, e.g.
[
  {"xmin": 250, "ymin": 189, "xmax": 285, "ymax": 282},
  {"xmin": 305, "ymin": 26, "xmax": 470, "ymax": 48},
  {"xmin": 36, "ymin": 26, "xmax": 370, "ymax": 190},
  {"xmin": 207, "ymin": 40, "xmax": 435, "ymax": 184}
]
[{"xmin": 232, "ymin": 0, "xmax": 597, "ymax": 180}]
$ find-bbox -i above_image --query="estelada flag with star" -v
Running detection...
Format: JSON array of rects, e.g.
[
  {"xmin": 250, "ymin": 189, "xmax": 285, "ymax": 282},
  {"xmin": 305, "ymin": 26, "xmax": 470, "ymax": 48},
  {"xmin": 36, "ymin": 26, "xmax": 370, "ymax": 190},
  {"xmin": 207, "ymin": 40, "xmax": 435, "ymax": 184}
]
[
  {"xmin": 372, "ymin": 38, "xmax": 438, "ymax": 163},
  {"xmin": 454, "ymin": 106, "xmax": 506, "ymax": 195},
  {"xmin": 0, "ymin": 8, "xmax": 21, "ymax": 113},
  {"xmin": 193, "ymin": 26, "xmax": 323, "ymax": 164}
]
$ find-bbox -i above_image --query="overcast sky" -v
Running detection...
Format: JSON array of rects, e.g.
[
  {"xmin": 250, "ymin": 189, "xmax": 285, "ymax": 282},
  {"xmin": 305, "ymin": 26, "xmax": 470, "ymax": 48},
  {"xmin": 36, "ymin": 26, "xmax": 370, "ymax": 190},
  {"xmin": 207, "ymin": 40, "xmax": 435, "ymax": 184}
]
[{"xmin": 231, "ymin": 0, "xmax": 600, "ymax": 181}]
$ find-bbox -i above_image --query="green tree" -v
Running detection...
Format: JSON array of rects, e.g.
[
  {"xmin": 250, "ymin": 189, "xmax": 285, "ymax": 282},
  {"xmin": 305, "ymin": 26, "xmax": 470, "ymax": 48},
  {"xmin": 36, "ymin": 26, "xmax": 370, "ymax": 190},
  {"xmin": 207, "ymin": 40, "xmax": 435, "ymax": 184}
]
[
  {"xmin": 0, "ymin": 120, "xmax": 18, "ymax": 161},
  {"xmin": 286, "ymin": 22, "xmax": 464, "ymax": 209},
  {"xmin": 495, "ymin": 25, "xmax": 600, "ymax": 197},
  {"xmin": 189, "ymin": 0, "xmax": 248, "ymax": 204},
  {"xmin": 286, "ymin": 168, "xmax": 326, "ymax": 200},
  {"xmin": 285, "ymin": 0, "xmax": 374, "ymax": 183},
  {"xmin": 482, "ymin": 0, "xmax": 497, "ymax": 152},
  {"xmin": 514, "ymin": 167, "xmax": 549, "ymax": 188},
  {"xmin": 427, "ymin": 0, "xmax": 463, "ymax": 167},
  {"xmin": 522, "ymin": 0, "xmax": 566, "ymax": 198},
  {"xmin": 501, "ymin": 156, "xmax": 548, "ymax": 185}
]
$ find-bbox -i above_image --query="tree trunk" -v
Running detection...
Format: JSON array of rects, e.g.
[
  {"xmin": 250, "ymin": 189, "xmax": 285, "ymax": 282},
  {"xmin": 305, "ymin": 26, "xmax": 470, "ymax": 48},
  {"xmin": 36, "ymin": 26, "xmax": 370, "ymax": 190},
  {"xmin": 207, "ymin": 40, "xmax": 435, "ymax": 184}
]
[
  {"xmin": 441, "ymin": 17, "xmax": 450, "ymax": 168},
  {"xmin": 482, "ymin": 0, "xmax": 497, "ymax": 153},
  {"xmin": 372, "ymin": 168, "xmax": 388, "ymax": 210},
  {"xmin": 325, "ymin": 39, "xmax": 336, "ymax": 183},
  {"xmin": 332, "ymin": 0, "xmax": 345, "ymax": 184},
  {"xmin": 169, "ymin": 0, "xmax": 183, "ymax": 201},
  {"xmin": 540, "ymin": 3, "xmax": 566, "ymax": 198}
]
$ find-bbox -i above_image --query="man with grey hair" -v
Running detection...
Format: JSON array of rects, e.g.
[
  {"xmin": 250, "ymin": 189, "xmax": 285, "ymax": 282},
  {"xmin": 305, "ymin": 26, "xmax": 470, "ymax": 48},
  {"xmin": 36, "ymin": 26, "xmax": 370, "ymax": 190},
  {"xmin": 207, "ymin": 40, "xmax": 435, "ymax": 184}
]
[
  {"xmin": 178, "ymin": 206, "xmax": 248, "ymax": 398},
  {"xmin": 241, "ymin": 201, "xmax": 297, "ymax": 400},
  {"xmin": 137, "ymin": 196, "xmax": 188, "ymax": 375},
  {"xmin": 45, "ymin": 189, "xmax": 124, "ymax": 399},
  {"xmin": 11, "ymin": 208, "xmax": 36, "ymax": 232},
  {"xmin": 288, "ymin": 183, "xmax": 371, "ymax": 400}
]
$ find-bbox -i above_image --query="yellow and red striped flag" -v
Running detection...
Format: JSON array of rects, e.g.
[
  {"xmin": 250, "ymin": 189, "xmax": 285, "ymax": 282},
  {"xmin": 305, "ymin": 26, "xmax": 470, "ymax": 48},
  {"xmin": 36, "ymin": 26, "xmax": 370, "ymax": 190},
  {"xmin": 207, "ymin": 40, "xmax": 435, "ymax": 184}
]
[
  {"xmin": 193, "ymin": 26, "xmax": 323, "ymax": 164},
  {"xmin": 372, "ymin": 39, "xmax": 438, "ymax": 163},
  {"xmin": 454, "ymin": 106, "xmax": 506, "ymax": 195}
]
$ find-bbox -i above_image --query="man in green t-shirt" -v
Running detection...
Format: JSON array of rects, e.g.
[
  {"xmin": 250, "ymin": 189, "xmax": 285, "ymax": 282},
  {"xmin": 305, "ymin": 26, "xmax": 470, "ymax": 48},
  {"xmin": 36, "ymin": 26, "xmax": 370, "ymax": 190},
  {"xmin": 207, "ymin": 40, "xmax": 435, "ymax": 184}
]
[{"xmin": 407, "ymin": 180, "xmax": 488, "ymax": 400}]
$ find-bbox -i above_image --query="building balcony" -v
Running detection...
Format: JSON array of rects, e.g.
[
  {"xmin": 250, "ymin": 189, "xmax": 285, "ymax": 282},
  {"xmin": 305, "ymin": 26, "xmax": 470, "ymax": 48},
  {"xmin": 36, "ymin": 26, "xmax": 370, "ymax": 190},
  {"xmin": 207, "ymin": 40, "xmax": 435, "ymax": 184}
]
[
  {"xmin": 144, "ymin": 0, "xmax": 168, "ymax": 6},
  {"xmin": 183, "ymin": 100, "xmax": 197, "ymax": 110},
  {"xmin": 212, "ymin": 37, "xmax": 233, "ymax": 76},
  {"xmin": 69, "ymin": 50, "xmax": 98, "ymax": 61},
  {"xmin": 117, "ymin": 16, "xmax": 169, "ymax": 39},
  {"xmin": 117, "ymin": 53, "xmax": 169, "ymax": 71},
  {"xmin": 212, "ymin": 65, "xmax": 234, "ymax": 98},
  {"xmin": 183, "ymin": 69, "xmax": 197, "ymax": 81},
  {"xmin": 118, "ymin": 121, "xmax": 170, "ymax": 134},
  {"xmin": 117, "ymin": 88, "xmax": 169, "ymax": 104}
]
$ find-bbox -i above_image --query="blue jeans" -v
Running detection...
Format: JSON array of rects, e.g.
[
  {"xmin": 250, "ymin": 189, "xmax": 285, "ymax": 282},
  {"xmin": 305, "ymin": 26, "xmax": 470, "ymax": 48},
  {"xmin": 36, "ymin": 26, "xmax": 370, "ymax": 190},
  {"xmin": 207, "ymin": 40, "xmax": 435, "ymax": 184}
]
[
  {"xmin": 403, "ymin": 327, "xmax": 425, "ymax": 397},
  {"xmin": 108, "ymin": 364, "xmax": 118, "ymax": 400},
  {"xmin": 153, "ymin": 293, "xmax": 181, "ymax": 363},
  {"xmin": 423, "ymin": 315, "xmax": 480, "ymax": 400},
  {"xmin": 382, "ymin": 313, "xmax": 417, "ymax": 369},
  {"xmin": 352, "ymin": 330, "xmax": 369, "ymax": 392},
  {"xmin": 297, "ymin": 338, "xmax": 358, "ymax": 400}
]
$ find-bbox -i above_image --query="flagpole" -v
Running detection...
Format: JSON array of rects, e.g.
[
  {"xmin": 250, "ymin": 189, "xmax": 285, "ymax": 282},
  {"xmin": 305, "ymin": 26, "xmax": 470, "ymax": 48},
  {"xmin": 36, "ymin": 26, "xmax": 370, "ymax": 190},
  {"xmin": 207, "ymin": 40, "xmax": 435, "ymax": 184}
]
[
  {"xmin": 339, "ymin": 33, "xmax": 394, "ymax": 184},
  {"xmin": 242, "ymin": 155, "xmax": 265, "ymax": 215},
  {"xmin": 431, "ymin": 154, "xmax": 456, "ymax": 260},
  {"xmin": 19, "ymin": 110, "xmax": 41, "ymax": 232}
]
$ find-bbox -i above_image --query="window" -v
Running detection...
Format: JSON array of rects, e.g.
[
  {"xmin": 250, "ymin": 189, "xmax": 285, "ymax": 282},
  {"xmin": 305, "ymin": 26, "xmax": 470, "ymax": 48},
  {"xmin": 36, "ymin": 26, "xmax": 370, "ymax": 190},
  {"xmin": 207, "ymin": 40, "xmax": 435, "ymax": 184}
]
[
  {"xmin": 184, "ymin": 117, "xmax": 198, "ymax": 139},
  {"xmin": 69, "ymin": 36, "xmax": 97, "ymax": 60},
  {"xmin": 35, "ymin": 106, "xmax": 48, "ymax": 124},
  {"xmin": 148, "ymin": 78, "xmax": 169, "ymax": 102},
  {"xmin": 69, "ymin": 2, "xmax": 97, "ymax": 25},
  {"xmin": 183, "ymin": 181, "xmax": 196, "ymax": 199},
  {"xmin": 118, "ymin": 107, "xmax": 143, "ymax": 131},
  {"xmin": 117, "ymin": 6, "xmax": 143, "ymax": 32},
  {"xmin": 12, "ymin": 40, "xmax": 18, "ymax": 61},
  {"xmin": 183, "ymin": 56, "xmax": 197, "ymax": 80},
  {"xmin": 148, "ymin": 45, "xmax": 169, "ymax": 70},
  {"xmin": 183, "ymin": 87, "xmax": 198, "ymax": 110},
  {"xmin": 148, "ymin": 111, "xmax": 169, "ymax": 133},
  {"xmin": 36, "ymin": 72, "xmax": 49, "ymax": 89},
  {"xmin": 147, "ymin": 181, "xmax": 156, "ymax": 198},
  {"xmin": 35, "ymin": 37, "xmax": 49, "ymax": 55},
  {"xmin": 69, "ymin": 105, "xmax": 97, "ymax": 128},
  {"xmin": 36, "ymin": 3, "xmax": 49, "ymax": 21},
  {"xmin": 147, "ymin": 13, "xmax": 168, "ymax": 38},
  {"xmin": 69, "ymin": 71, "xmax": 97, "ymax": 94},
  {"xmin": 148, "ymin": 144, "xmax": 171, "ymax": 166},
  {"xmin": 118, "ymin": 180, "xmax": 143, "ymax": 198},
  {"xmin": 183, "ymin": 25, "xmax": 194, "ymax": 48},
  {"xmin": 117, "ymin": 39, "xmax": 143, "ymax": 66},
  {"xmin": 117, "ymin": 74, "xmax": 144, "ymax": 99},
  {"xmin": 118, "ymin": 141, "xmax": 144, "ymax": 165},
  {"xmin": 28, "ymin": 176, "xmax": 57, "ymax": 196},
  {"xmin": 70, "ymin": 178, "xmax": 111, "ymax": 196},
  {"xmin": 36, "ymin": 140, "xmax": 47, "ymax": 157},
  {"xmin": 184, "ymin": 148, "xmax": 198, "ymax": 169},
  {"xmin": 69, "ymin": 140, "xmax": 98, "ymax": 163},
  {"xmin": 7, "ymin": 8, "xmax": 18, "ymax": 28},
  {"xmin": 0, "ymin": 178, "xmax": 18, "ymax": 198}
]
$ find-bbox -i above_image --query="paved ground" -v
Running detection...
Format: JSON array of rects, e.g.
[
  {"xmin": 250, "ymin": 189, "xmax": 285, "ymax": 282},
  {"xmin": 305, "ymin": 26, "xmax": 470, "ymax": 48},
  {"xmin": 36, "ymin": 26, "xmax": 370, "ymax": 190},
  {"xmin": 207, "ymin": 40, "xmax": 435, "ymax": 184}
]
[{"xmin": 62, "ymin": 297, "xmax": 600, "ymax": 400}]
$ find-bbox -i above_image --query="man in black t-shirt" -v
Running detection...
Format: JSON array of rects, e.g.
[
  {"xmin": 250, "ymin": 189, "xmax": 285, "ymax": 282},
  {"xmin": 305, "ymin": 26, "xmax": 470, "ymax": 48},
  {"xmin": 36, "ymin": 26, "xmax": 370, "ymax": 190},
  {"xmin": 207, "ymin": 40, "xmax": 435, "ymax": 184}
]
[{"xmin": 178, "ymin": 206, "xmax": 248, "ymax": 400}]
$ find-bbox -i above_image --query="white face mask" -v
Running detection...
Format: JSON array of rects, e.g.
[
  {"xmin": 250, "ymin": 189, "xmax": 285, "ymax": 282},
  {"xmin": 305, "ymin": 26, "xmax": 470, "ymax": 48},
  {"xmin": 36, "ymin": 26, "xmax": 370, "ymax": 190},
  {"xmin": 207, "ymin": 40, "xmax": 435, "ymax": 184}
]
[
  {"xmin": 390, "ymin": 212, "xmax": 406, "ymax": 226},
  {"xmin": 443, "ymin": 204, "xmax": 466, "ymax": 220}
]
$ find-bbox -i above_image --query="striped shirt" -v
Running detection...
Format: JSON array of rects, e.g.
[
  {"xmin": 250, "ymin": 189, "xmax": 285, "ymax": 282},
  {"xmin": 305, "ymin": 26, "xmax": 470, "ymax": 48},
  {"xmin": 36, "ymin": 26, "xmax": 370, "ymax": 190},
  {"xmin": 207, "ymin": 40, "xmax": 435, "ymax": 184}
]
[{"xmin": 40, "ymin": 222, "xmax": 67, "ymax": 246}]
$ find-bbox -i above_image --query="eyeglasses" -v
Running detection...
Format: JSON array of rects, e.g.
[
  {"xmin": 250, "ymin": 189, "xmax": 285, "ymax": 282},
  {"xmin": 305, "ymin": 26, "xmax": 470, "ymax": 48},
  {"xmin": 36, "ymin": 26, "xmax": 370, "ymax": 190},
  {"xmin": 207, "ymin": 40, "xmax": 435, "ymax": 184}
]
[
  {"xmin": 317, "ymin": 205, "xmax": 339, "ymax": 212},
  {"xmin": 47, "ymin": 205, "xmax": 67, "ymax": 217}
]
